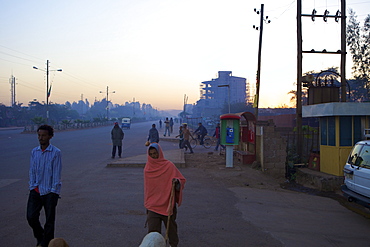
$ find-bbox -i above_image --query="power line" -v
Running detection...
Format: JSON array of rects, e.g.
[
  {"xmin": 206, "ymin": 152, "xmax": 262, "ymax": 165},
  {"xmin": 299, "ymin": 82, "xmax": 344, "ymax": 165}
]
[{"xmin": 0, "ymin": 44, "xmax": 44, "ymax": 62}]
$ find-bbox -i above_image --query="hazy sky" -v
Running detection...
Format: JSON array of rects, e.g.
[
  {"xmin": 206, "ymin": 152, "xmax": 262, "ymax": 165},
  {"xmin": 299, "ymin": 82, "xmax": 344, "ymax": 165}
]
[{"xmin": 0, "ymin": 0, "xmax": 369, "ymax": 110}]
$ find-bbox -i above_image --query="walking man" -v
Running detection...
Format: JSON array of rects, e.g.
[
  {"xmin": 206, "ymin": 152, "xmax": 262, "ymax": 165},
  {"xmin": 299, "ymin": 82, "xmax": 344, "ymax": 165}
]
[
  {"xmin": 175, "ymin": 125, "xmax": 184, "ymax": 149},
  {"xmin": 213, "ymin": 123, "xmax": 225, "ymax": 151},
  {"xmin": 148, "ymin": 124, "xmax": 159, "ymax": 143},
  {"xmin": 111, "ymin": 122, "xmax": 124, "ymax": 158},
  {"xmin": 164, "ymin": 118, "xmax": 170, "ymax": 137},
  {"xmin": 27, "ymin": 125, "xmax": 62, "ymax": 247},
  {"xmin": 181, "ymin": 124, "xmax": 194, "ymax": 153},
  {"xmin": 169, "ymin": 117, "xmax": 174, "ymax": 133}
]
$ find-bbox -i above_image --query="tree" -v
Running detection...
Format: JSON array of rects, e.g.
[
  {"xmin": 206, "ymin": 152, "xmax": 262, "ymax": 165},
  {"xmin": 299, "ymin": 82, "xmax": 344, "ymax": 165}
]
[{"xmin": 347, "ymin": 9, "xmax": 370, "ymax": 100}]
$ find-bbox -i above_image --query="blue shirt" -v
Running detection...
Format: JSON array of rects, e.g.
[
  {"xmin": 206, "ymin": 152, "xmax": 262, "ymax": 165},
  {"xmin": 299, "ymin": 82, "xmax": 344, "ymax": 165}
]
[{"xmin": 29, "ymin": 144, "xmax": 62, "ymax": 195}]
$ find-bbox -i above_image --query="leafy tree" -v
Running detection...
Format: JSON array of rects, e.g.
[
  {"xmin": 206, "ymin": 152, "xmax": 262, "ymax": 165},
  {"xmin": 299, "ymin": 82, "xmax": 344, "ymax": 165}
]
[
  {"xmin": 31, "ymin": 116, "xmax": 46, "ymax": 125},
  {"xmin": 347, "ymin": 9, "xmax": 370, "ymax": 100}
]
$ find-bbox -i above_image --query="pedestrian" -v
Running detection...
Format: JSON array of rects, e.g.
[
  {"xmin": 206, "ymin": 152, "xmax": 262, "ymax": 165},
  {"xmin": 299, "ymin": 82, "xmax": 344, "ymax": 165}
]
[
  {"xmin": 181, "ymin": 124, "xmax": 194, "ymax": 153},
  {"xmin": 213, "ymin": 123, "xmax": 225, "ymax": 151},
  {"xmin": 164, "ymin": 118, "xmax": 170, "ymax": 137},
  {"xmin": 27, "ymin": 124, "xmax": 62, "ymax": 247},
  {"xmin": 111, "ymin": 122, "xmax": 124, "ymax": 158},
  {"xmin": 194, "ymin": 122, "xmax": 208, "ymax": 145},
  {"xmin": 144, "ymin": 143, "xmax": 186, "ymax": 247},
  {"xmin": 159, "ymin": 119, "xmax": 162, "ymax": 129},
  {"xmin": 175, "ymin": 125, "xmax": 184, "ymax": 149},
  {"xmin": 148, "ymin": 124, "xmax": 159, "ymax": 143},
  {"xmin": 169, "ymin": 117, "xmax": 174, "ymax": 133}
]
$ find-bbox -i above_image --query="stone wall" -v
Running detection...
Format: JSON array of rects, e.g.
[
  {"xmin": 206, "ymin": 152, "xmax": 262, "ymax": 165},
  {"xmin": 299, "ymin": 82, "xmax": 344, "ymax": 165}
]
[{"xmin": 256, "ymin": 120, "xmax": 288, "ymax": 179}]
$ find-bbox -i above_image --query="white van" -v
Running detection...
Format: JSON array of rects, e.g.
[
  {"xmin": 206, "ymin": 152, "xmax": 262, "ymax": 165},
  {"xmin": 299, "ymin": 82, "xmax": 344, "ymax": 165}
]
[
  {"xmin": 341, "ymin": 140, "xmax": 370, "ymax": 208},
  {"xmin": 121, "ymin": 117, "xmax": 131, "ymax": 129}
]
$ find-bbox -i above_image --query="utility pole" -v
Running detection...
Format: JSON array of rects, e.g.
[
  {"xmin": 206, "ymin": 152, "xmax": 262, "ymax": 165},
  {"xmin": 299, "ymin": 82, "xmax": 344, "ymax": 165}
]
[
  {"xmin": 340, "ymin": 0, "xmax": 347, "ymax": 101},
  {"xmin": 297, "ymin": 0, "xmax": 303, "ymax": 160},
  {"xmin": 297, "ymin": 0, "xmax": 346, "ymax": 161},
  {"xmin": 33, "ymin": 60, "xmax": 62, "ymax": 124},
  {"xmin": 9, "ymin": 74, "xmax": 16, "ymax": 106},
  {"xmin": 100, "ymin": 86, "xmax": 115, "ymax": 120},
  {"xmin": 183, "ymin": 94, "xmax": 188, "ymax": 123},
  {"xmin": 253, "ymin": 4, "xmax": 270, "ymax": 120}
]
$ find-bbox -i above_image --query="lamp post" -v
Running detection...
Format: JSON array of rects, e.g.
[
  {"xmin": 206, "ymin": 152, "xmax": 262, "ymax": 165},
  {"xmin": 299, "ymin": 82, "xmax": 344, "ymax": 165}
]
[
  {"xmin": 100, "ymin": 86, "xmax": 115, "ymax": 120},
  {"xmin": 33, "ymin": 60, "xmax": 62, "ymax": 124},
  {"xmin": 218, "ymin": 84, "xmax": 230, "ymax": 113}
]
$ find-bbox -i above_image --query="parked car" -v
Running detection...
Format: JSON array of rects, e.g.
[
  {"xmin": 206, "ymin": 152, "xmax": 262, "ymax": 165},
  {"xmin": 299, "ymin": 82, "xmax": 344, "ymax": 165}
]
[
  {"xmin": 341, "ymin": 140, "xmax": 370, "ymax": 208},
  {"xmin": 121, "ymin": 117, "xmax": 131, "ymax": 129}
]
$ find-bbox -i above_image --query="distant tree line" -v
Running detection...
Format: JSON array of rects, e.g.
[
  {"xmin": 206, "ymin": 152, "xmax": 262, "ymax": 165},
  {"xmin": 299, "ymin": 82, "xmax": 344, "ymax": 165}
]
[{"xmin": 0, "ymin": 98, "xmax": 161, "ymax": 127}]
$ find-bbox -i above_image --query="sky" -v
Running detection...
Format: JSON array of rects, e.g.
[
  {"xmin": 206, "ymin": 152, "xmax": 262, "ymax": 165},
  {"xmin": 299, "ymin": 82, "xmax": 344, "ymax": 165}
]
[{"xmin": 0, "ymin": 0, "xmax": 369, "ymax": 111}]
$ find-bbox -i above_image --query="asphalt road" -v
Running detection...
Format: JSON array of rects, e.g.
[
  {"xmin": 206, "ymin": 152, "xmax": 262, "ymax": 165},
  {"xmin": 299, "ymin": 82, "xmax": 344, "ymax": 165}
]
[{"xmin": 1, "ymin": 123, "xmax": 370, "ymax": 246}]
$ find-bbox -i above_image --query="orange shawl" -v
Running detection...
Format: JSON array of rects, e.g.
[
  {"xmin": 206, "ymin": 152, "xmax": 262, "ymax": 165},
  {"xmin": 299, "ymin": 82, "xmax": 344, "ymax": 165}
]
[{"xmin": 144, "ymin": 143, "xmax": 186, "ymax": 216}]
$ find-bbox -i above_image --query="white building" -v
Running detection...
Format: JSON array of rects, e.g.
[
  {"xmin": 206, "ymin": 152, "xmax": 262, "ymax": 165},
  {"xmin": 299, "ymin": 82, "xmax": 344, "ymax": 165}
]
[{"xmin": 194, "ymin": 71, "xmax": 247, "ymax": 117}]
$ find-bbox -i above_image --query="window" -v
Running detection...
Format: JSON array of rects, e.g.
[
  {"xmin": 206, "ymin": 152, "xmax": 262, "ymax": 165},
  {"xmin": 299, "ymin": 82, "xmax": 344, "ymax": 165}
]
[
  {"xmin": 328, "ymin": 117, "xmax": 336, "ymax": 146},
  {"xmin": 354, "ymin": 116, "xmax": 362, "ymax": 143},
  {"xmin": 321, "ymin": 118, "xmax": 327, "ymax": 145},
  {"xmin": 321, "ymin": 117, "xmax": 336, "ymax": 146},
  {"xmin": 340, "ymin": 116, "xmax": 352, "ymax": 146}
]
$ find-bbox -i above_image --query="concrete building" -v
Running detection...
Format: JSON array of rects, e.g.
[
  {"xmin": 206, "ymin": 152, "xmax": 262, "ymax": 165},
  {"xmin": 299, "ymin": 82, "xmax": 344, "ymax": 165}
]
[{"xmin": 193, "ymin": 71, "xmax": 247, "ymax": 118}]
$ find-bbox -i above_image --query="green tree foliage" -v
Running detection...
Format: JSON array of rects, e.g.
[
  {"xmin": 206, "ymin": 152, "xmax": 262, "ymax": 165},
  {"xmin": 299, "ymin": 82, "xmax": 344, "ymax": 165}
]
[{"xmin": 347, "ymin": 9, "xmax": 370, "ymax": 100}]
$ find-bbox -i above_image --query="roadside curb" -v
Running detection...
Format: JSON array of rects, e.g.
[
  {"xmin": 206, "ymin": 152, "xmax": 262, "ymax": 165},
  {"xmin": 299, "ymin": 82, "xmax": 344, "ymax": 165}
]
[{"xmin": 106, "ymin": 148, "xmax": 186, "ymax": 168}]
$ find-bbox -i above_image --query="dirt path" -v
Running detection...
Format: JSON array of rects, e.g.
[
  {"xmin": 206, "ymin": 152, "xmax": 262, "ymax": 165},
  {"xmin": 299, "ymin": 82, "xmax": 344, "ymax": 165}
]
[{"xmin": 184, "ymin": 151, "xmax": 286, "ymax": 191}]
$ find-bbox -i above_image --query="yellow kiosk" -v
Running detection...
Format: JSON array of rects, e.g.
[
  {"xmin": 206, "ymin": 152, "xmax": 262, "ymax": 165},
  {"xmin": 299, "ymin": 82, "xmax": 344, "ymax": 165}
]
[{"xmin": 303, "ymin": 102, "xmax": 370, "ymax": 176}]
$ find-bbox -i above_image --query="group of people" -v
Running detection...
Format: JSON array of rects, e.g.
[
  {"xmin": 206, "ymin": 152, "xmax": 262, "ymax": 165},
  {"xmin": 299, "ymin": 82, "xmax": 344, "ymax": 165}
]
[
  {"xmin": 27, "ymin": 124, "xmax": 186, "ymax": 247},
  {"xmin": 28, "ymin": 120, "xmax": 226, "ymax": 246},
  {"xmin": 175, "ymin": 122, "xmax": 225, "ymax": 152}
]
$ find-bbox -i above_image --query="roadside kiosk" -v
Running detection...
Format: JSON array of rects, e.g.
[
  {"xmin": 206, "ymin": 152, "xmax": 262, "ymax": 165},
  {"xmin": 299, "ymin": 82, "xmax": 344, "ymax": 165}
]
[
  {"xmin": 303, "ymin": 102, "xmax": 370, "ymax": 176},
  {"xmin": 220, "ymin": 114, "xmax": 240, "ymax": 167}
]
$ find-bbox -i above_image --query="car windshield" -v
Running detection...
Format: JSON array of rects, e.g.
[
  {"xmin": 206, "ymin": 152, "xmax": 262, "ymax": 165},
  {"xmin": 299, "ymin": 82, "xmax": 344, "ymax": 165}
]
[{"xmin": 359, "ymin": 145, "xmax": 370, "ymax": 168}]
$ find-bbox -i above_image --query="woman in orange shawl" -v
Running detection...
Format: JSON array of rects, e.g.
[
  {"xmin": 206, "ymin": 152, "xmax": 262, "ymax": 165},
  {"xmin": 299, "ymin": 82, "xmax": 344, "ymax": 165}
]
[{"xmin": 144, "ymin": 143, "xmax": 186, "ymax": 247}]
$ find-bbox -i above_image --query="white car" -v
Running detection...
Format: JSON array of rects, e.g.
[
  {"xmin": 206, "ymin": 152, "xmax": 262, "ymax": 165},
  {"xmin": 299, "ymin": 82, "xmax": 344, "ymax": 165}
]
[{"xmin": 342, "ymin": 140, "xmax": 370, "ymax": 208}]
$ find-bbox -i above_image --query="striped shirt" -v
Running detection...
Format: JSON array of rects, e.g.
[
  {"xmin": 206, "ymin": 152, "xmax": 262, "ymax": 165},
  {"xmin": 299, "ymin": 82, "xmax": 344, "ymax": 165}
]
[{"xmin": 29, "ymin": 144, "xmax": 62, "ymax": 195}]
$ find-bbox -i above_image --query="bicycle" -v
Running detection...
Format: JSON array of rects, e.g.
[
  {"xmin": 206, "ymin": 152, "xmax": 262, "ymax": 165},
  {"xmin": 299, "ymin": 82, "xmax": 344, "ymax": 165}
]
[{"xmin": 190, "ymin": 134, "xmax": 213, "ymax": 149}]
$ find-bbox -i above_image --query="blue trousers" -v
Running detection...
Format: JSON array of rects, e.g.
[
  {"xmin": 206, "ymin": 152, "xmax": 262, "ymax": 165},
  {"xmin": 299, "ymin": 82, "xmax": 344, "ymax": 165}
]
[
  {"xmin": 27, "ymin": 190, "xmax": 59, "ymax": 247},
  {"xmin": 164, "ymin": 127, "xmax": 170, "ymax": 136}
]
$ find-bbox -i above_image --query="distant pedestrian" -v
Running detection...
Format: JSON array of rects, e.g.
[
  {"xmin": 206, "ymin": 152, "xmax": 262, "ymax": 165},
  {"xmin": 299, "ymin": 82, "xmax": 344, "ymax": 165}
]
[
  {"xmin": 213, "ymin": 123, "xmax": 225, "ymax": 151},
  {"xmin": 144, "ymin": 143, "xmax": 186, "ymax": 247},
  {"xmin": 175, "ymin": 125, "xmax": 184, "ymax": 149},
  {"xmin": 159, "ymin": 119, "xmax": 162, "ymax": 129},
  {"xmin": 164, "ymin": 118, "xmax": 170, "ymax": 137},
  {"xmin": 170, "ymin": 118, "xmax": 174, "ymax": 133},
  {"xmin": 194, "ymin": 122, "xmax": 208, "ymax": 145},
  {"xmin": 111, "ymin": 122, "xmax": 124, "ymax": 158},
  {"xmin": 181, "ymin": 124, "xmax": 193, "ymax": 153},
  {"xmin": 148, "ymin": 124, "xmax": 159, "ymax": 143},
  {"xmin": 27, "ymin": 124, "xmax": 62, "ymax": 247}
]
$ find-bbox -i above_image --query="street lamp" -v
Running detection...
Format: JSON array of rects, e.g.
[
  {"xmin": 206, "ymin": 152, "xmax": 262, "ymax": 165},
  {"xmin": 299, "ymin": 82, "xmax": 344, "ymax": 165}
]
[
  {"xmin": 218, "ymin": 84, "xmax": 230, "ymax": 113},
  {"xmin": 33, "ymin": 60, "xmax": 62, "ymax": 123},
  {"xmin": 100, "ymin": 86, "xmax": 115, "ymax": 120}
]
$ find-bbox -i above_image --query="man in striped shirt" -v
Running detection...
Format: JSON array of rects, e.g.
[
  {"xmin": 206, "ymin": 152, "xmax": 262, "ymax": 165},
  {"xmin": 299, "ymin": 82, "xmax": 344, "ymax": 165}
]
[{"xmin": 27, "ymin": 125, "xmax": 62, "ymax": 247}]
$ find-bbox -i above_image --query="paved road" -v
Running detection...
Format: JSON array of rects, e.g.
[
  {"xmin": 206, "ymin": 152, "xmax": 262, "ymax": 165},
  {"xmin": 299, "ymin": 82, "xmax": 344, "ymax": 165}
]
[{"xmin": 1, "ymin": 123, "xmax": 370, "ymax": 246}]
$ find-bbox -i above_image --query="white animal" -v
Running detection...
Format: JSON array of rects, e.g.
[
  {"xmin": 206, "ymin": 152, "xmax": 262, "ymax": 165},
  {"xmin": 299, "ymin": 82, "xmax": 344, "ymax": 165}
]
[{"xmin": 139, "ymin": 232, "xmax": 166, "ymax": 247}]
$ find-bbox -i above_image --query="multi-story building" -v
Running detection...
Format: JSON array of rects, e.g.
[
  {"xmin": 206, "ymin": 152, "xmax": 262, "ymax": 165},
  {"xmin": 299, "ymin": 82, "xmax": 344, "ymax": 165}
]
[{"xmin": 193, "ymin": 71, "xmax": 247, "ymax": 118}]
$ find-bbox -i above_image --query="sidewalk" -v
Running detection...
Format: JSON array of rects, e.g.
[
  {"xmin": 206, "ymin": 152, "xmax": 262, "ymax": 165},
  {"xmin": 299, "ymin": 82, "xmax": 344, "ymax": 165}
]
[
  {"xmin": 107, "ymin": 122, "xmax": 186, "ymax": 168},
  {"xmin": 107, "ymin": 148, "xmax": 186, "ymax": 168}
]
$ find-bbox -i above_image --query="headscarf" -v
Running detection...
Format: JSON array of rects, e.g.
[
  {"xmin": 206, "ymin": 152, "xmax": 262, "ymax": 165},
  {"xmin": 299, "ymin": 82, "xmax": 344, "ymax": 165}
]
[{"xmin": 144, "ymin": 143, "xmax": 186, "ymax": 216}]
